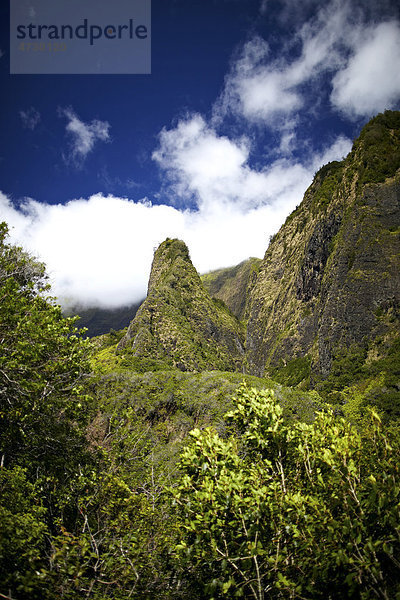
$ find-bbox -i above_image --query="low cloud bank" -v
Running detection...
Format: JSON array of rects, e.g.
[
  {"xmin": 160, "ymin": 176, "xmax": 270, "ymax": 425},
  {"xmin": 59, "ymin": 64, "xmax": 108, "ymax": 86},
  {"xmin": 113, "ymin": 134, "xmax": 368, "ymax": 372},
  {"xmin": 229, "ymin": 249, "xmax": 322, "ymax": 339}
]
[{"xmin": 1, "ymin": 129, "xmax": 351, "ymax": 308}]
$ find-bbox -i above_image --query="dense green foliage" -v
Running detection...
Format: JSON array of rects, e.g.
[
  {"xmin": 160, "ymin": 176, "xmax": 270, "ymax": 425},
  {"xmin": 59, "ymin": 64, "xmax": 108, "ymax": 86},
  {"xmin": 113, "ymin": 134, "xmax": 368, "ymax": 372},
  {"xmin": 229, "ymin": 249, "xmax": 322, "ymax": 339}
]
[
  {"xmin": 174, "ymin": 386, "xmax": 400, "ymax": 599},
  {"xmin": 0, "ymin": 466, "xmax": 48, "ymax": 596},
  {"xmin": 315, "ymin": 337, "xmax": 400, "ymax": 421},
  {"xmin": 0, "ymin": 223, "xmax": 92, "ymax": 475},
  {"xmin": 0, "ymin": 224, "xmax": 322, "ymax": 599},
  {"xmin": 353, "ymin": 110, "xmax": 400, "ymax": 184},
  {"xmin": 0, "ymin": 224, "xmax": 95, "ymax": 598},
  {"xmin": 0, "ymin": 225, "xmax": 177, "ymax": 599},
  {"xmin": 268, "ymin": 355, "xmax": 311, "ymax": 388}
]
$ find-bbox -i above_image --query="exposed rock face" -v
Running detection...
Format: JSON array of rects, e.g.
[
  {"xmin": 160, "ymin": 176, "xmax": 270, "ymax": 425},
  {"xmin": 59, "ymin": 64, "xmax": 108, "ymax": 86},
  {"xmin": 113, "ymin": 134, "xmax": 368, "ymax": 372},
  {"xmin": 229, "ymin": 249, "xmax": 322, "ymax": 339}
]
[
  {"xmin": 316, "ymin": 178, "xmax": 400, "ymax": 377},
  {"xmin": 117, "ymin": 239, "xmax": 245, "ymax": 372},
  {"xmin": 295, "ymin": 212, "xmax": 342, "ymax": 302},
  {"xmin": 201, "ymin": 258, "xmax": 261, "ymax": 320},
  {"xmin": 245, "ymin": 111, "xmax": 400, "ymax": 383}
]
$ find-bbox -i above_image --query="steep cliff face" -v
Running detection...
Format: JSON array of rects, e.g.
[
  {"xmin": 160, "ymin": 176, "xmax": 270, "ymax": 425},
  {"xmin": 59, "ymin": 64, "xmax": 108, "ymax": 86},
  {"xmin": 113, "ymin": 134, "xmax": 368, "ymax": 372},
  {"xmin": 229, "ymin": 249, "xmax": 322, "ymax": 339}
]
[
  {"xmin": 117, "ymin": 239, "xmax": 245, "ymax": 372},
  {"xmin": 245, "ymin": 111, "xmax": 400, "ymax": 397},
  {"xmin": 201, "ymin": 258, "xmax": 261, "ymax": 320}
]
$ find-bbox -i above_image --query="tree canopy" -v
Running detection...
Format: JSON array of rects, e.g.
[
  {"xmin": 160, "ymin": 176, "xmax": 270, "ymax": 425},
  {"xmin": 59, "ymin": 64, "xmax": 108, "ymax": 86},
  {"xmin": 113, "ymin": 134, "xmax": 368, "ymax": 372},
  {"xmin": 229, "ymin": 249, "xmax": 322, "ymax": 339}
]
[
  {"xmin": 0, "ymin": 222, "xmax": 91, "ymax": 475},
  {"xmin": 173, "ymin": 385, "xmax": 400, "ymax": 599}
]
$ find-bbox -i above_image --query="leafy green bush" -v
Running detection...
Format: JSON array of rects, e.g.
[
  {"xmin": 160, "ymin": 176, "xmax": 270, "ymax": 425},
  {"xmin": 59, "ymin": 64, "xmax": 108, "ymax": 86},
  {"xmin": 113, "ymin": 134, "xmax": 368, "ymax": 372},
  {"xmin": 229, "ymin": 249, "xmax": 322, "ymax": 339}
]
[
  {"xmin": 316, "ymin": 338, "xmax": 400, "ymax": 420},
  {"xmin": 173, "ymin": 385, "xmax": 400, "ymax": 599},
  {"xmin": 0, "ymin": 467, "xmax": 49, "ymax": 599},
  {"xmin": 0, "ymin": 223, "xmax": 95, "ymax": 598}
]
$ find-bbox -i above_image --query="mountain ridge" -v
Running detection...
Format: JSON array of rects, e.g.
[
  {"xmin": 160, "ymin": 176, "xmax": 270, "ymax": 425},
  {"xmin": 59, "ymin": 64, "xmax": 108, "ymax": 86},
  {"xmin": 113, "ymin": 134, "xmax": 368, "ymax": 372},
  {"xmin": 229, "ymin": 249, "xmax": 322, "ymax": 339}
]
[
  {"xmin": 93, "ymin": 110, "xmax": 400, "ymax": 418},
  {"xmin": 244, "ymin": 111, "xmax": 400, "ymax": 416}
]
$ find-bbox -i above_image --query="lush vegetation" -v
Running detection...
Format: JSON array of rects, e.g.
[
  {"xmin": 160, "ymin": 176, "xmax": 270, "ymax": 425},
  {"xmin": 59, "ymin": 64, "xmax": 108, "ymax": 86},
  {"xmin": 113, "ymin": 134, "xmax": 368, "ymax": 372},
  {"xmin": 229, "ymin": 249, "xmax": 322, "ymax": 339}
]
[
  {"xmin": 201, "ymin": 258, "xmax": 261, "ymax": 320},
  {"xmin": 3, "ymin": 252, "xmax": 400, "ymax": 600},
  {"xmin": 353, "ymin": 110, "xmax": 400, "ymax": 185},
  {"xmin": 0, "ymin": 224, "xmax": 321, "ymax": 599},
  {"xmin": 0, "ymin": 223, "xmax": 93, "ymax": 597},
  {"xmin": 268, "ymin": 355, "xmax": 311, "ymax": 388},
  {"xmin": 311, "ymin": 161, "xmax": 344, "ymax": 213},
  {"xmin": 314, "ymin": 338, "xmax": 400, "ymax": 421},
  {"xmin": 1, "ymin": 114, "xmax": 399, "ymax": 600},
  {"xmin": 0, "ymin": 223, "xmax": 91, "ymax": 476},
  {"xmin": 174, "ymin": 385, "xmax": 400, "ymax": 599},
  {"xmin": 0, "ymin": 223, "xmax": 175, "ymax": 599}
]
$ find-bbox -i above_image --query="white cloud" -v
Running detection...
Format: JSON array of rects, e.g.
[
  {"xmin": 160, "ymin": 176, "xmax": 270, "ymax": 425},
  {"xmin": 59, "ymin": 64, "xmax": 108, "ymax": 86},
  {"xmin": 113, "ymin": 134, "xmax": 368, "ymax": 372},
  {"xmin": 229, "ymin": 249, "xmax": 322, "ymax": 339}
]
[
  {"xmin": 1, "ymin": 192, "xmax": 185, "ymax": 308},
  {"xmin": 215, "ymin": 36, "xmax": 302, "ymax": 123},
  {"xmin": 153, "ymin": 114, "xmax": 352, "ymax": 213},
  {"xmin": 215, "ymin": 2, "xmax": 352, "ymax": 124},
  {"xmin": 331, "ymin": 21, "xmax": 400, "ymax": 118},
  {"xmin": 215, "ymin": 1, "xmax": 400, "ymax": 125},
  {"xmin": 60, "ymin": 107, "xmax": 110, "ymax": 166},
  {"xmin": 154, "ymin": 115, "xmax": 266, "ymax": 210},
  {"xmin": 1, "ymin": 123, "xmax": 352, "ymax": 309},
  {"xmin": 20, "ymin": 107, "xmax": 41, "ymax": 130}
]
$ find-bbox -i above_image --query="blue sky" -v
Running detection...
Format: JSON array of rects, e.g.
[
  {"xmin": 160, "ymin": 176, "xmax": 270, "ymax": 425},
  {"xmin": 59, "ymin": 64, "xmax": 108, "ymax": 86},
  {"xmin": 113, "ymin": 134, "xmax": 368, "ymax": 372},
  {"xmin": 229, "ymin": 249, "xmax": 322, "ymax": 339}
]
[{"xmin": 1, "ymin": 0, "xmax": 400, "ymax": 308}]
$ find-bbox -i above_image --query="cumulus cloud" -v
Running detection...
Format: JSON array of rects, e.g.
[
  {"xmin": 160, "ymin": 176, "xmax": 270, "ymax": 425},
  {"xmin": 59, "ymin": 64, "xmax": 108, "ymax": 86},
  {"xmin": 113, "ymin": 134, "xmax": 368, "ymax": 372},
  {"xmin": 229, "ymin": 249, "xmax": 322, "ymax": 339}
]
[
  {"xmin": 153, "ymin": 114, "xmax": 351, "ymax": 213},
  {"xmin": 331, "ymin": 20, "xmax": 400, "ymax": 118},
  {"xmin": 60, "ymin": 107, "xmax": 110, "ymax": 166},
  {"xmin": 214, "ymin": 36, "xmax": 301, "ymax": 123},
  {"xmin": 20, "ymin": 107, "xmax": 41, "ymax": 130},
  {"xmin": 153, "ymin": 115, "xmax": 269, "ymax": 211},
  {"xmin": 215, "ymin": 2, "xmax": 352, "ymax": 124},
  {"xmin": 0, "ymin": 117, "xmax": 352, "ymax": 308},
  {"xmin": 215, "ymin": 0, "xmax": 400, "ymax": 125},
  {"xmin": 1, "ymin": 192, "xmax": 184, "ymax": 308}
]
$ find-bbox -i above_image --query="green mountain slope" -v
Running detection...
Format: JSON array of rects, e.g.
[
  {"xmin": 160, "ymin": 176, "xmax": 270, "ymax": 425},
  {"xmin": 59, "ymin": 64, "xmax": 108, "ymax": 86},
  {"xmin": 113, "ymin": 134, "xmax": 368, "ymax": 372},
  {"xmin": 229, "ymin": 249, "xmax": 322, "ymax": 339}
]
[
  {"xmin": 117, "ymin": 238, "xmax": 245, "ymax": 372},
  {"xmin": 88, "ymin": 112, "xmax": 400, "ymax": 418},
  {"xmin": 201, "ymin": 257, "xmax": 261, "ymax": 319},
  {"xmin": 245, "ymin": 110, "xmax": 400, "ymax": 415}
]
